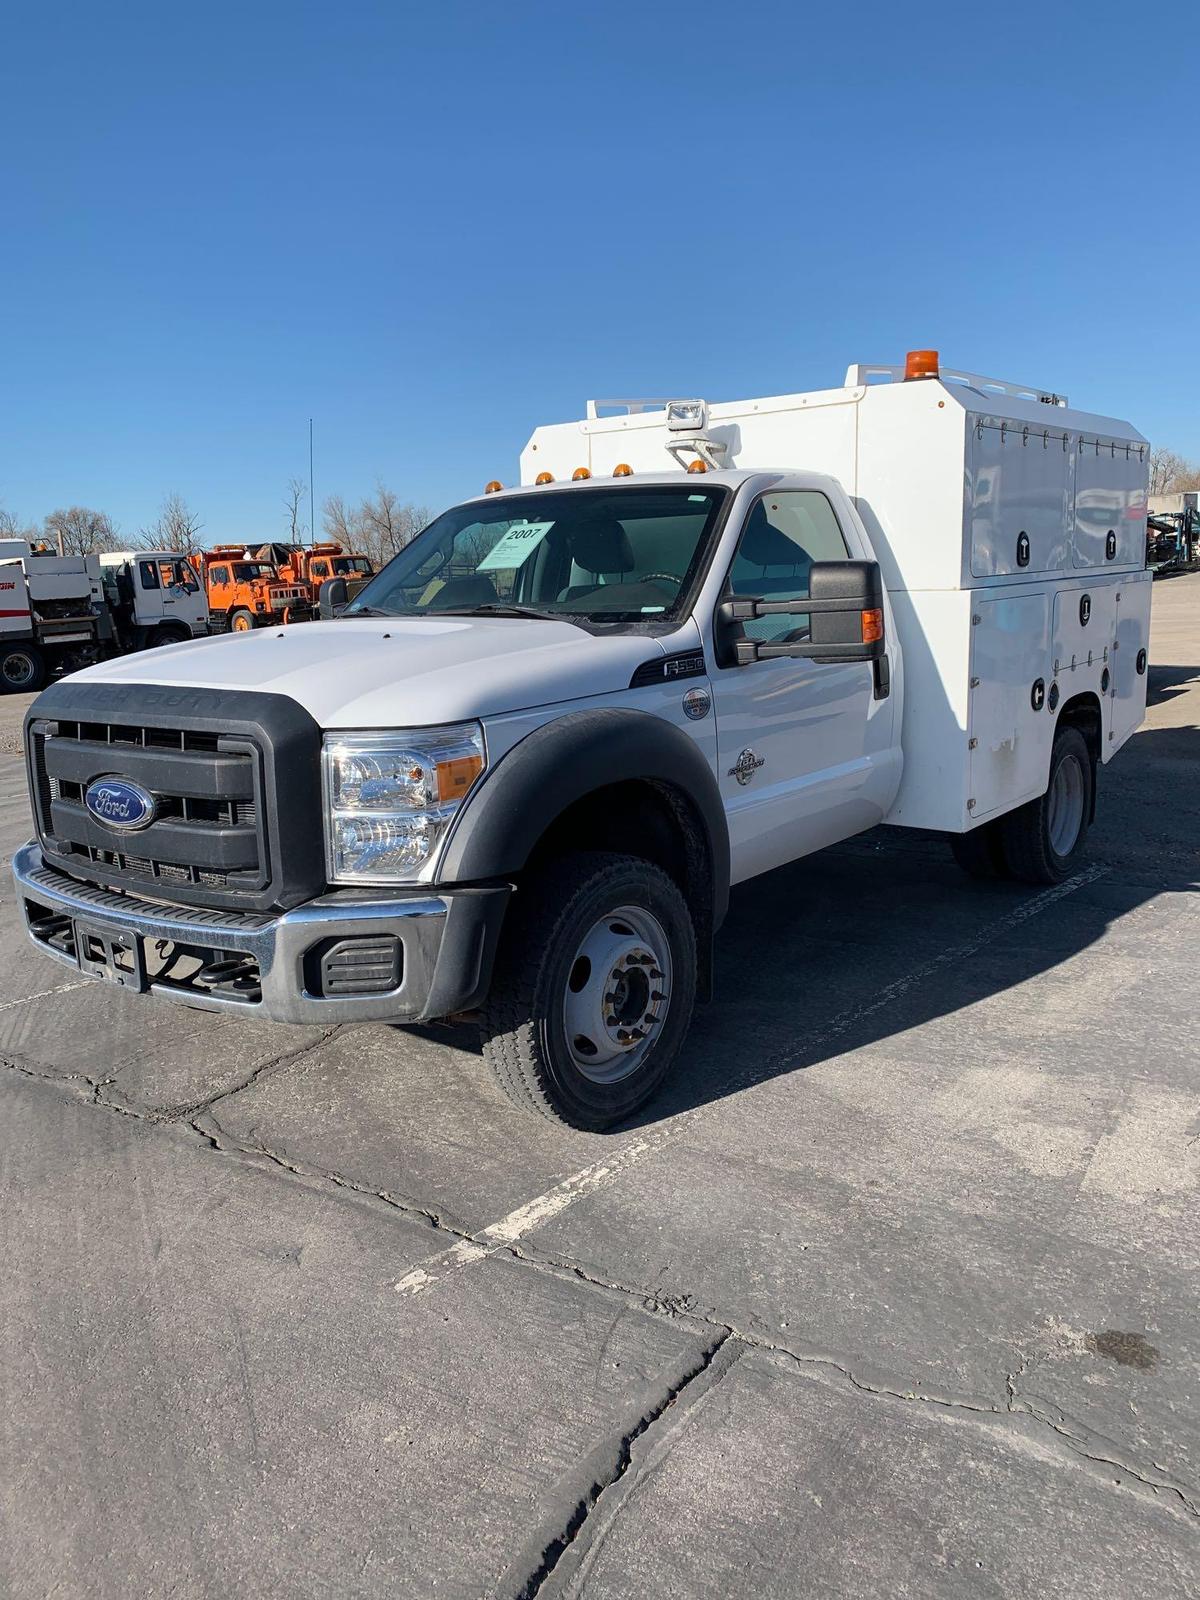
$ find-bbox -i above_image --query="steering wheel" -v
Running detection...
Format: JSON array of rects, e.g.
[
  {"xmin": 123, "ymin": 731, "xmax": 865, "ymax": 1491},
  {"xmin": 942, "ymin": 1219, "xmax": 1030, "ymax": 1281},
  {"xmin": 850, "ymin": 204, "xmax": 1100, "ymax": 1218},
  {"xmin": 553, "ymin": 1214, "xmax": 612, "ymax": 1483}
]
[{"xmin": 641, "ymin": 572, "xmax": 684, "ymax": 587}]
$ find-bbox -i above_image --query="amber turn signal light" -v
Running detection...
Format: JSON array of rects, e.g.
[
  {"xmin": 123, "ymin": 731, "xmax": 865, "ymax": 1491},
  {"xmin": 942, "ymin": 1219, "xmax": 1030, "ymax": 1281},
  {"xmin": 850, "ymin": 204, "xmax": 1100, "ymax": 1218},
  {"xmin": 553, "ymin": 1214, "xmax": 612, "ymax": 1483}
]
[
  {"xmin": 436, "ymin": 753, "xmax": 484, "ymax": 801},
  {"xmin": 904, "ymin": 349, "xmax": 939, "ymax": 381},
  {"xmin": 861, "ymin": 608, "xmax": 884, "ymax": 644}
]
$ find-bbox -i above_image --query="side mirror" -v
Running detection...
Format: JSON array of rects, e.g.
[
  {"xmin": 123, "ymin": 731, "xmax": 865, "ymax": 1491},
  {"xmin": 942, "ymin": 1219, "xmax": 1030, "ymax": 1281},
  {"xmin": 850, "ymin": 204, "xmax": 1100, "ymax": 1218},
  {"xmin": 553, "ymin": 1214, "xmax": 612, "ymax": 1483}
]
[
  {"xmin": 319, "ymin": 576, "xmax": 349, "ymax": 619},
  {"xmin": 716, "ymin": 560, "xmax": 886, "ymax": 667}
]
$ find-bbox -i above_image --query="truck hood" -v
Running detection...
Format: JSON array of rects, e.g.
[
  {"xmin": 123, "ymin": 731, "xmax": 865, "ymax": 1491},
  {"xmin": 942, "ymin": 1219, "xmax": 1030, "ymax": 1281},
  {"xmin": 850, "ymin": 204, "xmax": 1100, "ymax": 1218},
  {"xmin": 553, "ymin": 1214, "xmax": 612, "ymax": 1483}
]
[{"xmin": 68, "ymin": 616, "xmax": 671, "ymax": 728}]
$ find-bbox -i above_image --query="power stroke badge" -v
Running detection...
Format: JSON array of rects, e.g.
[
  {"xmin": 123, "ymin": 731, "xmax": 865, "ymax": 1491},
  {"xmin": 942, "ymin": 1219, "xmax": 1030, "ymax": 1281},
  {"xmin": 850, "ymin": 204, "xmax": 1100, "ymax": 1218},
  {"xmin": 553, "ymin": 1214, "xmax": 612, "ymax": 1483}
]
[{"xmin": 728, "ymin": 749, "xmax": 765, "ymax": 786}]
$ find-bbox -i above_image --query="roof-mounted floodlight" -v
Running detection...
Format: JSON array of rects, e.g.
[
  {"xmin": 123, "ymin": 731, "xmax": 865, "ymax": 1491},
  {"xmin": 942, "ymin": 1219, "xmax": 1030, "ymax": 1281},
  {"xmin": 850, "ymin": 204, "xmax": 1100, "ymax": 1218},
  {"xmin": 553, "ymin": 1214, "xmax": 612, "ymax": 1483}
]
[{"xmin": 666, "ymin": 399, "xmax": 708, "ymax": 433}]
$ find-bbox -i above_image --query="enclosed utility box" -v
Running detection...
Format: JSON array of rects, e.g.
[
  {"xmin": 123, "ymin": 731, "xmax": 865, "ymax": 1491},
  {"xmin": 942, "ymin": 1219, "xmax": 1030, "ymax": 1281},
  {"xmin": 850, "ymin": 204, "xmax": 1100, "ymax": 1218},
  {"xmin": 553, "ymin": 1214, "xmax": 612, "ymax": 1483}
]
[{"xmin": 523, "ymin": 359, "xmax": 1152, "ymax": 833}]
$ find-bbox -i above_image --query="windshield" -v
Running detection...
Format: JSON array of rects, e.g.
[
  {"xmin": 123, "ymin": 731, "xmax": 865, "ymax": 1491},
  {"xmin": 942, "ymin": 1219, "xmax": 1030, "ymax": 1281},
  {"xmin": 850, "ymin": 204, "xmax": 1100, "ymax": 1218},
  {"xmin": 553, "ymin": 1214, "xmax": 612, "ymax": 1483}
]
[
  {"xmin": 232, "ymin": 562, "xmax": 276, "ymax": 582},
  {"xmin": 332, "ymin": 557, "xmax": 372, "ymax": 575},
  {"xmin": 343, "ymin": 484, "xmax": 728, "ymax": 627}
]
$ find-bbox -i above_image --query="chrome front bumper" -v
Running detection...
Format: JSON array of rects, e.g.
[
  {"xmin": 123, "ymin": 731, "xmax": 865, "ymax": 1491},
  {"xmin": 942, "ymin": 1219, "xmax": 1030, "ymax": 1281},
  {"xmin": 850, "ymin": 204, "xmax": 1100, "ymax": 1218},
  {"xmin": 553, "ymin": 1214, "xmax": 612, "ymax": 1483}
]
[{"xmin": 12, "ymin": 841, "xmax": 508, "ymax": 1025}]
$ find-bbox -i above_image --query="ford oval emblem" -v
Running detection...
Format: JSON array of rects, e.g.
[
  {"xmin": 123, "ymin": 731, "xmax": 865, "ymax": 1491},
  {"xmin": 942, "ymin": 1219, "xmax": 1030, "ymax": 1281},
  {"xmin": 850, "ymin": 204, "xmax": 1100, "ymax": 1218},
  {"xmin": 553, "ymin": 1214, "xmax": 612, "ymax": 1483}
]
[{"xmin": 84, "ymin": 777, "xmax": 157, "ymax": 832}]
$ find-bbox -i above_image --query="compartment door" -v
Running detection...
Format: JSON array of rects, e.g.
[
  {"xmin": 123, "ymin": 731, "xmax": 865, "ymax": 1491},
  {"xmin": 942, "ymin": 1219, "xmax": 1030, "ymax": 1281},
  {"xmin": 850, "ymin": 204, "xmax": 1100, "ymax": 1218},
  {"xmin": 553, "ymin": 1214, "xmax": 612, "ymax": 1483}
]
[
  {"xmin": 1109, "ymin": 578, "xmax": 1152, "ymax": 753},
  {"xmin": 968, "ymin": 594, "xmax": 1053, "ymax": 819},
  {"xmin": 1051, "ymin": 583, "xmax": 1115, "ymax": 706},
  {"xmin": 968, "ymin": 418, "xmax": 1072, "ymax": 578},
  {"xmin": 1073, "ymin": 437, "xmax": 1148, "ymax": 568}
]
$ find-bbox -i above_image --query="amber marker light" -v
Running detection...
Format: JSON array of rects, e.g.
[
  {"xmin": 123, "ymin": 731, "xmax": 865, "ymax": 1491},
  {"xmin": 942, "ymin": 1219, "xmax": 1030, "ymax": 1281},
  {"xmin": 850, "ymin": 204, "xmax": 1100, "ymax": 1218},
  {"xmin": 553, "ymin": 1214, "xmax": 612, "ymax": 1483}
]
[
  {"xmin": 904, "ymin": 349, "xmax": 940, "ymax": 381},
  {"xmin": 861, "ymin": 608, "xmax": 884, "ymax": 644},
  {"xmin": 534, "ymin": 471, "xmax": 554, "ymax": 484},
  {"xmin": 484, "ymin": 480, "xmax": 503, "ymax": 494},
  {"xmin": 686, "ymin": 458, "xmax": 708, "ymax": 473},
  {"xmin": 613, "ymin": 463, "xmax": 634, "ymax": 477},
  {"xmin": 572, "ymin": 466, "xmax": 591, "ymax": 480},
  {"xmin": 436, "ymin": 752, "xmax": 485, "ymax": 800}
]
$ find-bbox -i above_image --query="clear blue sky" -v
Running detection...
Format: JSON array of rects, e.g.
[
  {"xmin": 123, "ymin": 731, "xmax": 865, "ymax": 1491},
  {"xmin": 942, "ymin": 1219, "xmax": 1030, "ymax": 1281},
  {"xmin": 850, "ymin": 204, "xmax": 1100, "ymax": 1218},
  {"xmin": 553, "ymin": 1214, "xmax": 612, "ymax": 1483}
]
[{"xmin": 1, "ymin": 0, "xmax": 1196, "ymax": 544}]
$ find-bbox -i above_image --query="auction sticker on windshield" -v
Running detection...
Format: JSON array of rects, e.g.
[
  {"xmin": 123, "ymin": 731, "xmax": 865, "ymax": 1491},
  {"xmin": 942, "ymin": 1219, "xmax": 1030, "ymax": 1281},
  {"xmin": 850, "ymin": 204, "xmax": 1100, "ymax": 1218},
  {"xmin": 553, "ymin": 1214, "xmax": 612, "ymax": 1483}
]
[{"xmin": 477, "ymin": 521, "xmax": 555, "ymax": 571}]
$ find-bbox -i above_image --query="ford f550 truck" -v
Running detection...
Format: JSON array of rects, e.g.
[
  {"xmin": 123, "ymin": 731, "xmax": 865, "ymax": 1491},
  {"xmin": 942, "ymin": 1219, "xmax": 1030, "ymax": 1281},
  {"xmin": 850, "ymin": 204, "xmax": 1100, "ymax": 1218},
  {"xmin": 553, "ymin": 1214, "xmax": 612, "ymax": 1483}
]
[{"xmin": 13, "ymin": 353, "xmax": 1152, "ymax": 1128}]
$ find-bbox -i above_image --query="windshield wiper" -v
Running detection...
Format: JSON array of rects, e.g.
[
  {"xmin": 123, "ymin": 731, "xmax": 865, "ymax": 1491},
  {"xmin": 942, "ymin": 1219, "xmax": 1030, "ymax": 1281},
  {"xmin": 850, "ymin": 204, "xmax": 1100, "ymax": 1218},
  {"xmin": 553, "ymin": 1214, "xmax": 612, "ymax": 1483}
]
[
  {"xmin": 343, "ymin": 604, "xmax": 397, "ymax": 617},
  {"xmin": 434, "ymin": 603, "xmax": 561, "ymax": 621}
]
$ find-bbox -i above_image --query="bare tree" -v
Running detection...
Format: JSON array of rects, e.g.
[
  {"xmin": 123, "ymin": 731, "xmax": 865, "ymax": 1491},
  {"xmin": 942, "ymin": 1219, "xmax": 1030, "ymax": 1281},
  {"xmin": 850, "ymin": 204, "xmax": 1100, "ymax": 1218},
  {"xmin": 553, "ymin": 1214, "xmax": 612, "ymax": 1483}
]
[
  {"xmin": 284, "ymin": 478, "xmax": 308, "ymax": 544},
  {"xmin": 139, "ymin": 492, "xmax": 204, "ymax": 556},
  {"xmin": 43, "ymin": 506, "xmax": 120, "ymax": 556},
  {"xmin": 1149, "ymin": 449, "xmax": 1188, "ymax": 496},
  {"xmin": 320, "ymin": 484, "xmax": 429, "ymax": 568},
  {"xmin": 0, "ymin": 507, "xmax": 39, "ymax": 543},
  {"xmin": 321, "ymin": 493, "xmax": 355, "ymax": 546}
]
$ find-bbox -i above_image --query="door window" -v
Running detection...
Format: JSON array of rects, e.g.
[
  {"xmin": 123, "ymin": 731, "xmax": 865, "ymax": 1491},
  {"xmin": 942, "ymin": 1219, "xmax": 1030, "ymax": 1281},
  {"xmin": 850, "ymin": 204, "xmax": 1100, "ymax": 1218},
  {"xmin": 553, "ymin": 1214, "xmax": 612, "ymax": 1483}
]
[
  {"xmin": 209, "ymin": 566, "xmax": 229, "ymax": 586},
  {"xmin": 138, "ymin": 561, "xmax": 160, "ymax": 591},
  {"xmin": 728, "ymin": 491, "xmax": 849, "ymax": 644}
]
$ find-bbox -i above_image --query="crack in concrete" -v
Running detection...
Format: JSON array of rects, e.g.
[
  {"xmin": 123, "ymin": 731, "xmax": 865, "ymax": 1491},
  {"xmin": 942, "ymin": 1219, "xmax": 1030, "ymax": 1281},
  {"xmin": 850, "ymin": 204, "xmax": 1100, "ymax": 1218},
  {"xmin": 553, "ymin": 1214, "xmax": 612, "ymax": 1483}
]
[
  {"xmin": 5, "ymin": 1052, "xmax": 1197, "ymax": 1533},
  {"xmin": 508, "ymin": 1333, "xmax": 737, "ymax": 1600}
]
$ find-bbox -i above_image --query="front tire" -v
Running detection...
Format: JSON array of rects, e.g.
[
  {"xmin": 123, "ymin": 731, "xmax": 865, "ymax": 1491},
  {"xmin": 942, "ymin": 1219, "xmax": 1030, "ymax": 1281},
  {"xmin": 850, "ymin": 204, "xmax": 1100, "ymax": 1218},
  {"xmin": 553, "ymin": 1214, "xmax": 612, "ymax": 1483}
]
[
  {"xmin": 230, "ymin": 608, "xmax": 255, "ymax": 633},
  {"xmin": 1000, "ymin": 726, "xmax": 1093, "ymax": 884},
  {"xmin": 480, "ymin": 852, "xmax": 697, "ymax": 1130},
  {"xmin": 0, "ymin": 642, "xmax": 46, "ymax": 693}
]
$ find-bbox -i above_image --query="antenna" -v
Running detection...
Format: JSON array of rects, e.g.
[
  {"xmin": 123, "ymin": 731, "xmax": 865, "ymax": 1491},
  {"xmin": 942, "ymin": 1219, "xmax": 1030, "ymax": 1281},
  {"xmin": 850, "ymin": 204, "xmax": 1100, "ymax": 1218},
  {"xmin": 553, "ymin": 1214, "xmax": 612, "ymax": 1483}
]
[{"xmin": 309, "ymin": 418, "xmax": 315, "ymax": 549}]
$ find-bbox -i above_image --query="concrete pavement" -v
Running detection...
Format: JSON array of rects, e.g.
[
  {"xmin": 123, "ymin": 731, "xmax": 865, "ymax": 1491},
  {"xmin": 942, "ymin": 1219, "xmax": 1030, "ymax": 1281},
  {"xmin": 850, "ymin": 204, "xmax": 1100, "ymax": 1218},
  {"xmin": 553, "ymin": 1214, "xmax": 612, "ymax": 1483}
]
[{"xmin": 1, "ymin": 577, "xmax": 1198, "ymax": 1597}]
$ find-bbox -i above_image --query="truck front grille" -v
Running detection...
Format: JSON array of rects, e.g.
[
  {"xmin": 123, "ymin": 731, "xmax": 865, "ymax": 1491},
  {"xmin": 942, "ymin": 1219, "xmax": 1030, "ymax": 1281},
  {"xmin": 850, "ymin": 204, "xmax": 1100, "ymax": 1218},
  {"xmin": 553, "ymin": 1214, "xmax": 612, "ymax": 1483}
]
[
  {"xmin": 31, "ymin": 718, "xmax": 268, "ymax": 898},
  {"xmin": 25, "ymin": 680, "xmax": 325, "ymax": 914}
]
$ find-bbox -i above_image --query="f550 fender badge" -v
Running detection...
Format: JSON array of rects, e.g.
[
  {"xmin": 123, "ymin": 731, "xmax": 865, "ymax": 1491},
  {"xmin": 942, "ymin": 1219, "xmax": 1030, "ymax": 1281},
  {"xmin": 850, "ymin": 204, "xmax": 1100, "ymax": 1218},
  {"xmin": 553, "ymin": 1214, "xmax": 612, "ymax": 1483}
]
[
  {"xmin": 682, "ymin": 687, "xmax": 711, "ymax": 720},
  {"xmin": 728, "ymin": 748, "xmax": 765, "ymax": 786}
]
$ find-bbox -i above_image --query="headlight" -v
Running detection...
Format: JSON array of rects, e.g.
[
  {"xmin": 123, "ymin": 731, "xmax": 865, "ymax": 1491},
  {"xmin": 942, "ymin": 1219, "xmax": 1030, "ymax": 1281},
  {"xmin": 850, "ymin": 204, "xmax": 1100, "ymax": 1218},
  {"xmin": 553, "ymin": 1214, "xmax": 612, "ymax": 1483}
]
[{"xmin": 322, "ymin": 724, "xmax": 486, "ymax": 882}]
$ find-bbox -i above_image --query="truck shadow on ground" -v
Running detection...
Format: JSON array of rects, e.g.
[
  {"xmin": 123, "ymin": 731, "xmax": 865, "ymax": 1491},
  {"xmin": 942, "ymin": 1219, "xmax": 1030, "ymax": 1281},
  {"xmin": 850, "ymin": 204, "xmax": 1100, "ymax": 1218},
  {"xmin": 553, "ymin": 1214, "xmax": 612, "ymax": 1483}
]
[
  {"xmin": 408, "ymin": 716, "xmax": 1200, "ymax": 1136},
  {"xmin": 634, "ymin": 716, "xmax": 1200, "ymax": 1128}
]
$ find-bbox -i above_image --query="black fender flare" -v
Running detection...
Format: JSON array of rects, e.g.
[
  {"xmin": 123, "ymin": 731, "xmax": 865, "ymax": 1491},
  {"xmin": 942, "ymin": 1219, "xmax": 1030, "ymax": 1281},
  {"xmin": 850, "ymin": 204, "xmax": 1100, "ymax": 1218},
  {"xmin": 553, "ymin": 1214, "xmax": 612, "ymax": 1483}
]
[{"xmin": 440, "ymin": 708, "xmax": 730, "ymax": 934}]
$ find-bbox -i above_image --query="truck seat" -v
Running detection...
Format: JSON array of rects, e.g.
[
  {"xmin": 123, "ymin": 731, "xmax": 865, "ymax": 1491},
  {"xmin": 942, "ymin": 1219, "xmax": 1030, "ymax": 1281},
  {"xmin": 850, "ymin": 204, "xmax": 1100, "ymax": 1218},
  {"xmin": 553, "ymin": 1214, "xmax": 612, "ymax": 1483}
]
[{"xmin": 557, "ymin": 513, "xmax": 636, "ymax": 602}]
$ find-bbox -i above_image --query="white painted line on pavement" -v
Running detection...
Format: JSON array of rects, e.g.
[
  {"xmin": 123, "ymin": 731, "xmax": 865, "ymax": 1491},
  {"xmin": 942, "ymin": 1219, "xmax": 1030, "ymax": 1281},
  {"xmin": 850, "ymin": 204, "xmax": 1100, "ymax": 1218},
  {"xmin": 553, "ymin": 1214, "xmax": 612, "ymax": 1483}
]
[
  {"xmin": 394, "ymin": 1124, "xmax": 684, "ymax": 1296},
  {"xmin": 0, "ymin": 978, "xmax": 92, "ymax": 1014},
  {"xmin": 394, "ymin": 864, "xmax": 1109, "ymax": 1298}
]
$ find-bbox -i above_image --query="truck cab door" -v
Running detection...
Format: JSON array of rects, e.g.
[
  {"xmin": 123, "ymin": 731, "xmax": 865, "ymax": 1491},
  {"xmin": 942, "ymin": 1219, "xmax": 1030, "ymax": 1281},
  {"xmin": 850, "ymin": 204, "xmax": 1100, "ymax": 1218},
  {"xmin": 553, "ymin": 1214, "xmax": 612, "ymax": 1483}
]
[
  {"xmin": 706, "ymin": 488, "xmax": 899, "ymax": 883},
  {"xmin": 135, "ymin": 560, "xmax": 165, "ymax": 625}
]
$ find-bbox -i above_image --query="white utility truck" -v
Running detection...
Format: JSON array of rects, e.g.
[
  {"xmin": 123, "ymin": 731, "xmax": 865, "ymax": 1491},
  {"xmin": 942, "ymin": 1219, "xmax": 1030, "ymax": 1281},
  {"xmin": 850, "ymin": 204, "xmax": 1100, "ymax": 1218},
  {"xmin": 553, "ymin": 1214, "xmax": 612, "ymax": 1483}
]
[
  {"xmin": 0, "ymin": 540, "xmax": 107, "ymax": 692},
  {"xmin": 13, "ymin": 352, "xmax": 1151, "ymax": 1128},
  {"xmin": 98, "ymin": 551, "xmax": 209, "ymax": 653}
]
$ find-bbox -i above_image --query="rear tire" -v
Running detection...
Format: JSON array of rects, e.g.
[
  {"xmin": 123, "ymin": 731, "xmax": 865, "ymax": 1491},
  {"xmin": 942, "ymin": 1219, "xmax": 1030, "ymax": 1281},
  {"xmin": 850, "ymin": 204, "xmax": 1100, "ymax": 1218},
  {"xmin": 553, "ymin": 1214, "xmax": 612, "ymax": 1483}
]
[
  {"xmin": 1000, "ymin": 726, "xmax": 1093, "ymax": 884},
  {"xmin": 230, "ymin": 608, "xmax": 255, "ymax": 633},
  {"xmin": 949, "ymin": 818, "xmax": 1010, "ymax": 880},
  {"xmin": 480, "ymin": 851, "xmax": 697, "ymax": 1130},
  {"xmin": 150, "ymin": 623, "xmax": 191, "ymax": 648},
  {"xmin": 0, "ymin": 642, "xmax": 46, "ymax": 693}
]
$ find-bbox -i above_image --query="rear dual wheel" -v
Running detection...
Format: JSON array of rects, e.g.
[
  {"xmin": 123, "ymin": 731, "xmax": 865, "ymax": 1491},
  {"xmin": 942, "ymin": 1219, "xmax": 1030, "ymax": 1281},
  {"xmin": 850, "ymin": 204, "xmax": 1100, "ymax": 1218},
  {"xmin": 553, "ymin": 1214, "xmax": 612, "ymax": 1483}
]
[
  {"xmin": 481, "ymin": 852, "xmax": 697, "ymax": 1130},
  {"xmin": 950, "ymin": 726, "xmax": 1093, "ymax": 886}
]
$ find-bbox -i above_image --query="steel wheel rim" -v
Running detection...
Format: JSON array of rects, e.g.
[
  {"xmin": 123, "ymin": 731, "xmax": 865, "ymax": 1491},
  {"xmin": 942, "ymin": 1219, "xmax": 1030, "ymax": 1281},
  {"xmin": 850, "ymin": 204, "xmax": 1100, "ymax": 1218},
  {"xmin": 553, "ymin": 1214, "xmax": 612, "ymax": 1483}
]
[
  {"xmin": 1048, "ymin": 753, "xmax": 1085, "ymax": 856},
  {"xmin": 562, "ymin": 904, "xmax": 672, "ymax": 1085},
  {"xmin": 2, "ymin": 652, "xmax": 35, "ymax": 687}
]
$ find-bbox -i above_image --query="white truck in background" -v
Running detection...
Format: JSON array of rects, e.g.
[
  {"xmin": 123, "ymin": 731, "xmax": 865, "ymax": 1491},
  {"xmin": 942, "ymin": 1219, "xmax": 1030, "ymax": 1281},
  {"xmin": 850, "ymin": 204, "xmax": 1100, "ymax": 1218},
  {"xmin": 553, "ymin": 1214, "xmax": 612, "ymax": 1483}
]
[
  {"xmin": 0, "ymin": 541, "xmax": 107, "ymax": 692},
  {"xmin": 98, "ymin": 551, "xmax": 209, "ymax": 654},
  {"xmin": 0, "ymin": 543, "xmax": 209, "ymax": 693},
  {"xmin": 13, "ymin": 352, "xmax": 1152, "ymax": 1128}
]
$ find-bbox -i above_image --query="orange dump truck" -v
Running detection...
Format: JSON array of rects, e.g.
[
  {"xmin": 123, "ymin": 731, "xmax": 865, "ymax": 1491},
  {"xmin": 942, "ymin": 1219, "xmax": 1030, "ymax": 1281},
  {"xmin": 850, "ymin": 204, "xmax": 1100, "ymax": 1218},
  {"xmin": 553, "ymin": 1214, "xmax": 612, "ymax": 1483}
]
[
  {"xmin": 252, "ymin": 543, "xmax": 375, "ymax": 611},
  {"xmin": 199, "ymin": 546, "xmax": 314, "ymax": 632}
]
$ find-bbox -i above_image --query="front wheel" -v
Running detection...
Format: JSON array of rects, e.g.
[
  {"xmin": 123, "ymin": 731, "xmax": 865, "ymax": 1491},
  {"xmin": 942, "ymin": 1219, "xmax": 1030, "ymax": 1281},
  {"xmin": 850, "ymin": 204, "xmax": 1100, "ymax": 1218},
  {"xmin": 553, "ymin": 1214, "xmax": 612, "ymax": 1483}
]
[
  {"xmin": 0, "ymin": 643, "xmax": 46, "ymax": 693},
  {"xmin": 230, "ymin": 608, "xmax": 256, "ymax": 633},
  {"xmin": 1000, "ymin": 726, "xmax": 1093, "ymax": 884},
  {"xmin": 480, "ymin": 852, "xmax": 697, "ymax": 1129}
]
